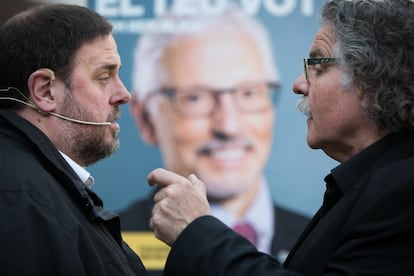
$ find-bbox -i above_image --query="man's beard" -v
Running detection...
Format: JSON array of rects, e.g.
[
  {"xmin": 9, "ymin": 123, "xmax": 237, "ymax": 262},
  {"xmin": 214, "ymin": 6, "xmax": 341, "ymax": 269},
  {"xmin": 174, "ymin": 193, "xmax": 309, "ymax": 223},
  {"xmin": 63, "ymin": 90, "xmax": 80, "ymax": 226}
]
[
  {"xmin": 58, "ymin": 91, "xmax": 120, "ymax": 166},
  {"xmin": 70, "ymin": 123, "xmax": 119, "ymax": 166}
]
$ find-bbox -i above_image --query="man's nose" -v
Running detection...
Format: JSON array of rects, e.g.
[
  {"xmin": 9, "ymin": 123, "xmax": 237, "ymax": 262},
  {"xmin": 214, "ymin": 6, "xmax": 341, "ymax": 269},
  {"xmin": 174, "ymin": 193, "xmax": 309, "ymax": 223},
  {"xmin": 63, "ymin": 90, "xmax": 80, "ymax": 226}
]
[
  {"xmin": 111, "ymin": 78, "xmax": 131, "ymax": 105},
  {"xmin": 292, "ymin": 73, "xmax": 309, "ymax": 96},
  {"xmin": 210, "ymin": 94, "xmax": 242, "ymax": 137}
]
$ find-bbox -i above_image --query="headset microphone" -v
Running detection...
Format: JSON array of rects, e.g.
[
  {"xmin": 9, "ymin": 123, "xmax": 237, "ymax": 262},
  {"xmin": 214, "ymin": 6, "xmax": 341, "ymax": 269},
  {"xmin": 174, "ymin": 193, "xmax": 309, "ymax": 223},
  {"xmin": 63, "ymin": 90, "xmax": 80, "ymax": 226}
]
[
  {"xmin": 0, "ymin": 87, "xmax": 112, "ymax": 126},
  {"xmin": 45, "ymin": 111, "xmax": 112, "ymax": 126}
]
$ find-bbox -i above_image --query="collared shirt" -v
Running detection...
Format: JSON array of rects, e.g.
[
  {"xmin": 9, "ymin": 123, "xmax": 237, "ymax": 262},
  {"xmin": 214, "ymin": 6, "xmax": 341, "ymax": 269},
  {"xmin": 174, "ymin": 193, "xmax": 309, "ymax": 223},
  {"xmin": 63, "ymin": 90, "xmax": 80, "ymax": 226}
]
[
  {"xmin": 328, "ymin": 131, "xmax": 403, "ymax": 199},
  {"xmin": 210, "ymin": 178, "xmax": 274, "ymax": 254},
  {"xmin": 59, "ymin": 151, "xmax": 95, "ymax": 188}
]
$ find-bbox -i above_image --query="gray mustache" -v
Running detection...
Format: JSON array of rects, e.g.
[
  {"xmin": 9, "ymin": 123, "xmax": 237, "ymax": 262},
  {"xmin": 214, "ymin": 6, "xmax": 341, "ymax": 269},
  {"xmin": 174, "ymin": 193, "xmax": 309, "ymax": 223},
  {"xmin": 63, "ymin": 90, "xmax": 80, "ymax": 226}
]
[{"xmin": 296, "ymin": 96, "xmax": 312, "ymax": 117}]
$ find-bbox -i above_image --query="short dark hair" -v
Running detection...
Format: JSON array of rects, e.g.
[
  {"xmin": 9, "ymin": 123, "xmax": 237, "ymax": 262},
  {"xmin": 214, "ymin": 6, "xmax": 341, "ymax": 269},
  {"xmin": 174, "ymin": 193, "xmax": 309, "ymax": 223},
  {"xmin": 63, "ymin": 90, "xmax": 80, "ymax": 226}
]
[
  {"xmin": 322, "ymin": 0, "xmax": 414, "ymax": 131},
  {"xmin": 0, "ymin": 4, "xmax": 113, "ymax": 108}
]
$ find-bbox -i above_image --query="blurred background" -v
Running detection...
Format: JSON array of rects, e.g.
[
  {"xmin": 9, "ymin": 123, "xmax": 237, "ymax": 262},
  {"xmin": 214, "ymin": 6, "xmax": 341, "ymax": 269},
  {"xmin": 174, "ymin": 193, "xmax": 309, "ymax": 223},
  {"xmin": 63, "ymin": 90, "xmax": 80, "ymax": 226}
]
[
  {"xmin": 0, "ymin": 0, "xmax": 85, "ymax": 25},
  {"xmin": 1, "ymin": 0, "xmax": 339, "ymax": 218}
]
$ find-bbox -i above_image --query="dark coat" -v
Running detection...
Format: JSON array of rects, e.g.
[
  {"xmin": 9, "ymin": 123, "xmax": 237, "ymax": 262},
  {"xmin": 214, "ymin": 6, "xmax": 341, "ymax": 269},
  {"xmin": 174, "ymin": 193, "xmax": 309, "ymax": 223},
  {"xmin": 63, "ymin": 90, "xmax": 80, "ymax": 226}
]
[
  {"xmin": 161, "ymin": 131, "xmax": 414, "ymax": 275},
  {"xmin": 120, "ymin": 186, "xmax": 309, "ymax": 275},
  {"xmin": 0, "ymin": 109, "xmax": 147, "ymax": 275}
]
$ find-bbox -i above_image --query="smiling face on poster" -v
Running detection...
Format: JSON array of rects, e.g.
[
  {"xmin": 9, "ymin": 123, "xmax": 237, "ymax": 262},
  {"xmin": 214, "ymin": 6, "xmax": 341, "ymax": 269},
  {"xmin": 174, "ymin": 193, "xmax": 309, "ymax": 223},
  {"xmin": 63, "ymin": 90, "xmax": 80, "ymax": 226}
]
[{"xmin": 88, "ymin": 0, "xmax": 339, "ymax": 217}]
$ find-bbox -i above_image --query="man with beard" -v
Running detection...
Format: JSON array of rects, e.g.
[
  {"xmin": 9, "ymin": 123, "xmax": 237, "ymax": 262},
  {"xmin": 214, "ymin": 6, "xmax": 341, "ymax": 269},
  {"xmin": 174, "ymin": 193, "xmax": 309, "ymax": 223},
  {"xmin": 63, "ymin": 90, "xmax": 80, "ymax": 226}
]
[
  {"xmin": 147, "ymin": 0, "xmax": 414, "ymax": 275},
  {"xmin": 0, "ymin": 4, "xmax": 147, "ymax": 275},
  {"xmin": 119, "ymin": 3, "xmax": 309, "ymax": 274}
]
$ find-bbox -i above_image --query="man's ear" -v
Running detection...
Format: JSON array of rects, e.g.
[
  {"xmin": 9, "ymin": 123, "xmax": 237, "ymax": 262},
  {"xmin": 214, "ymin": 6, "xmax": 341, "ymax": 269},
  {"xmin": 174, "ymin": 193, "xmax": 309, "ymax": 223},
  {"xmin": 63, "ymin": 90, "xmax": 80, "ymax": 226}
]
[
  {"xmin": 27, "ymin": 68, "xmax": 57, "ymax": 114},
  {"xmin": 130, "ymin": 94, "xmax": 159, "ymax": 145}
]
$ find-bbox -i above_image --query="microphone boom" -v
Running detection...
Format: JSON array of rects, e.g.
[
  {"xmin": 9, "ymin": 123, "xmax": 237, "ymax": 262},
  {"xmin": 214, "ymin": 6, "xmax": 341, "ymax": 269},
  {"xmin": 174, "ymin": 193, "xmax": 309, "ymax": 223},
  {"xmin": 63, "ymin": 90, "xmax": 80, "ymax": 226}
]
[{"xmin": 0, "ymin": 90, "xmax": 111, "ymax": 126}]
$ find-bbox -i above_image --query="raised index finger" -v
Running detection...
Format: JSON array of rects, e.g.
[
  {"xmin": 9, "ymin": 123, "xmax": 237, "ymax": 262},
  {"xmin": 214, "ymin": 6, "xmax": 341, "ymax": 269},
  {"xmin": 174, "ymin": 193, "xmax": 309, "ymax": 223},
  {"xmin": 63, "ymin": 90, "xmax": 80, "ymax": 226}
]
[{"xmin": 147, "ymin": 168, "xmax": 189, "ymax": 187}]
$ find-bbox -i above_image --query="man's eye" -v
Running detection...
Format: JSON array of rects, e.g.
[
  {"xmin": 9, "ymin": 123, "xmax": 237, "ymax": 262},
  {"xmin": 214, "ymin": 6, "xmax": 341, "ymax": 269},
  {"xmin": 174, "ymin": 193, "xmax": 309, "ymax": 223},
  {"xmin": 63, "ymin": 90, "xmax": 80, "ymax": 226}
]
[
  {"xmin": 241, "ymin": 88, "xmax": 259, "ymax": 98},
  {"xmin": 310, "ymin": 65, "xmax": 324, "ymax": 75},
  {"xmin": 98, "ymin": 75, "xmax": 110, "ymax": 83},
  {"xmin": 181, "ymin": 92, "xmax": 204, "ymax": 103}
]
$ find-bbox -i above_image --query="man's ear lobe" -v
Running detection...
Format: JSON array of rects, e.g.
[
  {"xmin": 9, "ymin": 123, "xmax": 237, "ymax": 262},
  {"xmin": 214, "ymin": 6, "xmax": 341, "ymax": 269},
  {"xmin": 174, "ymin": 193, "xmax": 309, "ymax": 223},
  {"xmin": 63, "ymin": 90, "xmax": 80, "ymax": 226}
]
[
  {"xmin": 130, "ymin": 94, "xmax": 159, "ymax": 145},
  {"xmin": 27, "ymin": 69, "xmax": 57, "ymax": 113}
]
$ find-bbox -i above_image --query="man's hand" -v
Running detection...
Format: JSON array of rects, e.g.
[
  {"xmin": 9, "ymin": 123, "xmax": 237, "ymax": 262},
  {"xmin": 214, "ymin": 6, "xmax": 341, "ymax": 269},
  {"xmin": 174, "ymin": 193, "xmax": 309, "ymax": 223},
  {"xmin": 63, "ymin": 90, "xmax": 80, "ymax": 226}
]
[{"xmin": 148, "ymin": 168, "xmax": 211, "ymax": 246}]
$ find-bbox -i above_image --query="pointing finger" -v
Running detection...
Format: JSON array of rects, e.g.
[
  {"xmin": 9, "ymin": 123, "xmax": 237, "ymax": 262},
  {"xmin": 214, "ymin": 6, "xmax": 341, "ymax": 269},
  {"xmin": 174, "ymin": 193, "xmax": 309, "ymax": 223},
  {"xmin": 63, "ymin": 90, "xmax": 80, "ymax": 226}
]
[{"xmin": 147, "ymin": 168, "xmax": 189, "ymax": 187}]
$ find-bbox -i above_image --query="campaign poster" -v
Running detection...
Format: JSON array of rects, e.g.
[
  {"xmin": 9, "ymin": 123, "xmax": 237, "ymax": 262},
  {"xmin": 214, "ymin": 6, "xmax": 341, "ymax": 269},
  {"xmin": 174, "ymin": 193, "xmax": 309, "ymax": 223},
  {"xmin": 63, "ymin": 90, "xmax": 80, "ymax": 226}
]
[{"xmin": 88, "ymin": 0, "xmax": 337, "ymax": 222}]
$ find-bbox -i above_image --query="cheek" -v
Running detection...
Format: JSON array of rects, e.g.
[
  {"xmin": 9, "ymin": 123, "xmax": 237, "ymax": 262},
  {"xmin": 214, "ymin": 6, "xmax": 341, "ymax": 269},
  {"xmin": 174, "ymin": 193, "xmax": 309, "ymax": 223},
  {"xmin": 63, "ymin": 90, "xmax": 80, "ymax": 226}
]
[
  {"xmin": 158, "ymin": 119, "xmax": 208, "ymax": 147},
  {"xmin": 309, "ymin": 82, "xmax": 363, "ymax": 139},
  {"xmin": 310, "ymin": 83, "xmax": 342, "ymax": 121},
  {"xmin": 246, "ymin": 111, "xmax": 274, "ymax": 151},
  {"xmin": 152, "ymin": 111, "xmax": 210, "ymax": 161}
]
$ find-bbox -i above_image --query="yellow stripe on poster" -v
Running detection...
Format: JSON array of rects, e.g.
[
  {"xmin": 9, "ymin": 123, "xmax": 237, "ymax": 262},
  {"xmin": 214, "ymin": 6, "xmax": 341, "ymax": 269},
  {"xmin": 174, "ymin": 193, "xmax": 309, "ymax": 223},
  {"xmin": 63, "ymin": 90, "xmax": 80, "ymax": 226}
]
[{"xmin": 122, "ymin": 231, "xmax": 170, "ymax": 270}]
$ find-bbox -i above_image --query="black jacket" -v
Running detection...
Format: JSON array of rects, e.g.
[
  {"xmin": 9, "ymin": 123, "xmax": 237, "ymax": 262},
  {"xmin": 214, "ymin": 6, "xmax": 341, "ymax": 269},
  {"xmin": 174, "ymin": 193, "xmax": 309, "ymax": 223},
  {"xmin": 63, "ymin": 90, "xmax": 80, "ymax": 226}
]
[
  {"xmin": 162, "ymin": 131, "xmax": 414, "ymax": 275},
  {"xmin": 120, "ymin": 186, "xmax": 309, "ymax": 275},
  {"xmin": 0, "ymin": 109, "xmax": 147, "ymax": 275}
]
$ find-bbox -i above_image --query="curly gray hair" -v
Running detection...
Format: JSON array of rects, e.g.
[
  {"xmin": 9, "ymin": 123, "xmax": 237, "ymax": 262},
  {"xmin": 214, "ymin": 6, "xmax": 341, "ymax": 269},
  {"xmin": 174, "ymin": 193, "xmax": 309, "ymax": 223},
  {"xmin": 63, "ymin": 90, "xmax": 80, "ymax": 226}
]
[{"xmin": 322, "ymin": 0, "xmax": 414, "ymax": 131}]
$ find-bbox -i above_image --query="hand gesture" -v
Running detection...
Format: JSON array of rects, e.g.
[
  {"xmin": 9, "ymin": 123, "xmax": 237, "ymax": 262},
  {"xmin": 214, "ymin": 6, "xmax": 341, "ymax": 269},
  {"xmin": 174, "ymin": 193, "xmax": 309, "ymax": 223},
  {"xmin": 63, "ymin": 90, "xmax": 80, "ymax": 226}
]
[{"xmin": 148, "ymin": 168, "xmax": 211, "ymax": 246}]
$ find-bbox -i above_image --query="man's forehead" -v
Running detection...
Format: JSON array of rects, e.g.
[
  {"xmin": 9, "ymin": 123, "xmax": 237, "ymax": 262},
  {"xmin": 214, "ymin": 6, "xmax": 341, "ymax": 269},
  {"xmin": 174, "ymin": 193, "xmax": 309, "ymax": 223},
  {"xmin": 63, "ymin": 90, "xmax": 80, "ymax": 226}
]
[
  {"xmin": 73, "ymin": 37, "xmax": 121, "ymax": 71},
  {"xmin": 309, "ymin": 25, "xmax": 335, "ymax": 57}
]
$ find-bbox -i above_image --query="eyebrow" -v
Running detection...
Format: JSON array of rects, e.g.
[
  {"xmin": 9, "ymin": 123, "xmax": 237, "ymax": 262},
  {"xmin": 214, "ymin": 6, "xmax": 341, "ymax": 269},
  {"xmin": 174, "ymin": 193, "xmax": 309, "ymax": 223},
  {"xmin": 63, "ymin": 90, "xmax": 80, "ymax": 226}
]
[
  {"xmin": 92, "ymin": 63, "xmax": 122, "ymax": 75},
  {"xmin": 102, "ymin": 63, "xmax": 120, "ymax": 71},
  {"xmin": 309, "ymin": 50, "xmax": 325, "ymax": 58}
]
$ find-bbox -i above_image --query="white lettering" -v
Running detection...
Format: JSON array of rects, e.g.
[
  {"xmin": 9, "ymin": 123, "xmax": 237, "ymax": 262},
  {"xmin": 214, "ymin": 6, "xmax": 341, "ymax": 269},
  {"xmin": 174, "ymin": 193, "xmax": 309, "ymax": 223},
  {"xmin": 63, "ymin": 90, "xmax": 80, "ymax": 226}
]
[
  {"xmin": 120, "ymin": 0, "xmax": 145, "ymax": 17},
  {"xmin": 265, "ymin": 0, "xmax": 296, "ymax": 16},
  {"xmin": 173, "ymin": 0, "xmax": 198, "ymax": 15},
  {"xmin": 95, "ymin": 0, "xmax": 119, "ymax": 17},
  {"xmin": 301, "ymin": 0, "xmax": 314, "ymax": 16},
  {"xmin": 200, "ymin": 0, "xmax": 228, "ymax": 15},
  {"xmin": 95, "ymin": 0, "xmax": 144, "ymax": 17},
  {"xmin": 240, "ymin": 0, "xmax": 261, "ymax": 15},
  {"xmin": 154, "ymin": 0, "xmax": 168, "ymax": 17},
  {"xmin": 110, "ymin": 18, "xmax": 203, "ymax": 34},
  {"xmin": 96, "ymin": 0, "xmax": 316, "ymax": 23}
]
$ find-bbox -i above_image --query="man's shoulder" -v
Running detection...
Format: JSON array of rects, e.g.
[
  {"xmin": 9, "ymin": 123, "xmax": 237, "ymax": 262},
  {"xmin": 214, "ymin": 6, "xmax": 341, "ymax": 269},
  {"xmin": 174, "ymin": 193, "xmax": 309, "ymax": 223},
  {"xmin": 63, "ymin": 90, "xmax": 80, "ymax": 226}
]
[
  {"xmin": 270, "ymin": 204, "xmax": 310, "ymax": 257},
  {"xmin": 273, "ymin": 204, "xmax": 310, "ymax": 224},
  {"xmin": 272, "ymin": 203, "xmax": 310, "ymax": 239}
]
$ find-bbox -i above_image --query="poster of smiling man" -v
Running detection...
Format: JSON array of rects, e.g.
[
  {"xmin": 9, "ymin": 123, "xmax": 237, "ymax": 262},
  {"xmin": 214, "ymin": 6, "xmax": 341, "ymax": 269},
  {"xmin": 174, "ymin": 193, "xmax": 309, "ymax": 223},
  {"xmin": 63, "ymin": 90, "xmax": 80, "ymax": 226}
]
[{"xmin": 88, "ymin": 0, "xmax": 337, "ymax": 273}]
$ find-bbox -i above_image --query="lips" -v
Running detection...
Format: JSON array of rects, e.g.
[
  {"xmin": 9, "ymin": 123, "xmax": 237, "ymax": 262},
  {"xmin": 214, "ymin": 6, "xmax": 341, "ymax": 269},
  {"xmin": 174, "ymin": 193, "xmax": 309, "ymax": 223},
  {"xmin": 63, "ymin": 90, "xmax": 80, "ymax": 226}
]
[
  {"xmin": 198, "ymin": 139, "xmax": 253, "ymax": 161},
  {"xmin": 107, "ymin": 112, "xmax": 120, "ymax": 129},
  {"xmin": 108, "ymin": 114, "xmax": 120, "ymax": 136},
  {"xmin": 108, "ymin": 113, "xmax": 120, "ymax": 123},
  {"xmin": 108, "ymin": 107, "xmax": 121, "ymax": 123}
]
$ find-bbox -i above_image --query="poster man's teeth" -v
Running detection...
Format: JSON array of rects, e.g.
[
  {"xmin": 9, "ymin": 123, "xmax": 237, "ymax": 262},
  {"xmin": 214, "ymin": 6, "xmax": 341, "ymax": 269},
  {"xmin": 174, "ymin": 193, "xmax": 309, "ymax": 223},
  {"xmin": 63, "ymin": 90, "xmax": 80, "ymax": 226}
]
[{"xmin": 211, "ymin": 149, "xmax": 244, "ymax": 159}]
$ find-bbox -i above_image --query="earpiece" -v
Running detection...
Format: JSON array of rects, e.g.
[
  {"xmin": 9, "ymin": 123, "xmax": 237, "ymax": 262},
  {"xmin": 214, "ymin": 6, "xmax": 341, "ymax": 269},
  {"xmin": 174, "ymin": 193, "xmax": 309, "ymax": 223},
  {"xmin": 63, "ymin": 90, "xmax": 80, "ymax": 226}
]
[{"xmin": 38, "ymin": 68, "xmax": 56, "ymax": 81}]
